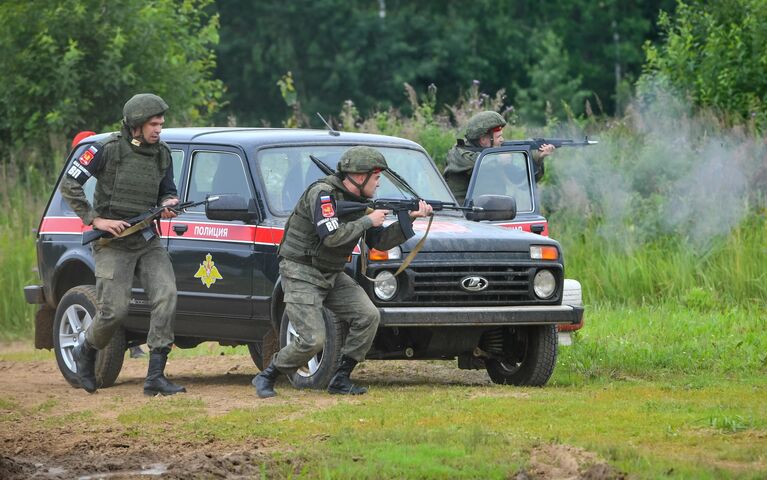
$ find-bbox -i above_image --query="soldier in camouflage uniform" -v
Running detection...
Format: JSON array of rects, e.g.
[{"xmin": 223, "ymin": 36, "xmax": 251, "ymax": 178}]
[
  {"xmin": 60, "ymin": 93, "xmax": 185, "ymax": 396},
  {"xmin": 253, "ymin": 146, "xmax": 433, "ymax": 397},
  {"xmin": 443, "ymin": 111, "xmax": 556, "ymax": 204}
]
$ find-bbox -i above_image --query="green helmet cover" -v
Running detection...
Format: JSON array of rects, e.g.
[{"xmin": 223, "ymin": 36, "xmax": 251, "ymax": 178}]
[
  {"xmin": 122, "ymin": 93, "xmax": 169, "ymax": 128},
  {"xmin": 465, "ymin": 111, "xmax": 506, "ymax": 140},
  {"xmin": 337, "ymin": 146, "xmax": 388, "ymax": 173}
]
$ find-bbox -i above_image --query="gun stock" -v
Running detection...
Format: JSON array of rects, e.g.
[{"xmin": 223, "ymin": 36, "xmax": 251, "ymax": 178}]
[{"xmin": 81, "ymin": 197, "xmax": 216, "ymax": 245}]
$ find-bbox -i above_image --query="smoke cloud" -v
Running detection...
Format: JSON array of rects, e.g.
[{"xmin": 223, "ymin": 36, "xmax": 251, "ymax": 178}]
[{"xmin": 541, "ymin": 82, "xmax": 766, "ymax": 253}]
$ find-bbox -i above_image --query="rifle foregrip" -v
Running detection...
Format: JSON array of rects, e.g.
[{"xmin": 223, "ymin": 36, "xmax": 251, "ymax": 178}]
[{"xmin": 81, "ymin": 229, "xmax": 108, "ymax": 245}]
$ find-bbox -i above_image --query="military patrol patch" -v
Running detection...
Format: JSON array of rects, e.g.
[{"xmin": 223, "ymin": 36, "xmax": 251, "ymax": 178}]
[
  {"xmin": 78, "ymin": 145, "xmax": 99, "ymax": 166},
  {"xmin": 194, "ymin": 253, "xmax": 223, "ymax": 288},
  {"xmin": 321, "ymin": 202, "xmax": 335, "ymax": 218}
]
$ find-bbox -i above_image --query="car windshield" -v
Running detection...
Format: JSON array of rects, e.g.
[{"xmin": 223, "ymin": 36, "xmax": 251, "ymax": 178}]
[
  {"xmin": 471, "ymin": 151, "xmax": 534, "ymax": 213},
  {"xmin": 256, "ymin": 145, "xmax": 456, "ymax": 216}
]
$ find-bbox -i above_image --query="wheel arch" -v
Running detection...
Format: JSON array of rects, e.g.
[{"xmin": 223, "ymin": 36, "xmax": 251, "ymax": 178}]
[
  {"xmin": 52, "ymin": 255, "xmax": 96, "ymax": 306},
  {"xmin": 269, "ymin": 276, "xmax": 285, "ymax": 332}
]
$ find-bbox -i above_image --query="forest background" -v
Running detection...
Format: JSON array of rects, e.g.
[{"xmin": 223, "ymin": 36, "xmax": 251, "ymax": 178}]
[{"xmin": 0, "ymin": 0, "xmax": 765, "ymax": 337}]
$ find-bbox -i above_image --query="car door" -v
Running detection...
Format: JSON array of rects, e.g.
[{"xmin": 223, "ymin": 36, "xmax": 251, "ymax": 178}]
[
  {"xmin": 166, "ymin": 146, "xmax": 261, "ymax": 341},
  {"xmin": 465, "ymin": 146, "xmax": 549, "ymax": 236}
]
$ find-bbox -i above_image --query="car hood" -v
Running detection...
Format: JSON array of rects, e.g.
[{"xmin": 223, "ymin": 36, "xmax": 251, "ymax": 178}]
[{"xmin": 393, "ymin": 214, "xmax": 560, "ymax": 254}]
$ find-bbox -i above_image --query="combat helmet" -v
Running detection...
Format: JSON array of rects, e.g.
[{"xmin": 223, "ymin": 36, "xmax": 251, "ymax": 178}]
[
  {"xmin": 337, "ymin": 146, "xmax": 388, "ymax": 173},
  {"xmin": 122, "ymin": 93, "xmax": 169, "ymax": 129},
  {"xmin": 465, "ymin": 111, "xmax": 506, "ymax": 141}
]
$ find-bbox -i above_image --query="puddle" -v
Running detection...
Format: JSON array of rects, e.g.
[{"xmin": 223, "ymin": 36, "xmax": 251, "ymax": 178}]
[{"xmin": 78, "ymin": 463, "xmax": 167, "ymax": 479}]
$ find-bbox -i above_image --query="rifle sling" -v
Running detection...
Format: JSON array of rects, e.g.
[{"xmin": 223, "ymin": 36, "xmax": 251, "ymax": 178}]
[
  {"xmin": 360, "ymin": 214, "xmax": 434, "ymax": 282},
  {"xmin": 96, "ymin": 216, "xmax": 156, "ymax": 245}
]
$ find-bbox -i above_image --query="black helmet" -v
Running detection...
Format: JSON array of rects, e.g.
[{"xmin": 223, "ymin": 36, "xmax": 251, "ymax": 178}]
[{"xmin": 122, "ymin": 93, "xmax": 169, "ymax": 129}]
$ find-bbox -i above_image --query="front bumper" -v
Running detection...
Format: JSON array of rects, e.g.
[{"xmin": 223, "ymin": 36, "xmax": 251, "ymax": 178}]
[
  {"xmin": 379, "ymin": 305, "xmax": 584, "ymax": 327},
  {"xmin": 24, "ymin": 285, "xmax": 45, "ymax": 305}
]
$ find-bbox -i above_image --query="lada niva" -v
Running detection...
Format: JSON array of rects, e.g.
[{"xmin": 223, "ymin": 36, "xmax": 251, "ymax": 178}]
[{"xmin": 24, "ymin": 128, "xmax": 583, "ymax": 389}]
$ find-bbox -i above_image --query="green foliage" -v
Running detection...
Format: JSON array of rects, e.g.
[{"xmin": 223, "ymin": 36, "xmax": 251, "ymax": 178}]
[
  {"xmin": 0, "ymin": 167, "xmax": 50, "ymax": 339},
  {"xmin": 277, "ymin": 71, "xmax": 305, "ymax": 128},
  {"xmin": 514, "ymin": 30, "xmax": 591, "ymax": 125},
  {"xmin": 0, "ymin": 0, "xmax": 225, "ymax": 170},
  {"xmin": 640, "ymin": 0, "xmax": 767, "ymax": 128},
  {"xmin": 214, "ymin": 0, "xmax": 675, "ymax": 127}
]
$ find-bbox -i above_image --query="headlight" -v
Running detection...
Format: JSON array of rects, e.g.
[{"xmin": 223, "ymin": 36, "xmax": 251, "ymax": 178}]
[
  {"xmin": 373, "ymin": 270, "xmax": 397, "ymax": 301},
  {"xmin": 533, "ymin": 269, "xmax": 557, "ymax": 299}
]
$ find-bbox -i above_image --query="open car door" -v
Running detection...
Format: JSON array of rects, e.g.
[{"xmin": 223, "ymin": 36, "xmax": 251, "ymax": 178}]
[{"xmin": 465, "ymin": 145, "xmax": 549, "ymax": 236}]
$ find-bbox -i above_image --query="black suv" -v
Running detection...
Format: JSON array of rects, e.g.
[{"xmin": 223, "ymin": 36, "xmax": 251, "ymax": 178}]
[{"xmin": 24, "ymin": 128, "xmax": 583, "ymax": 389}]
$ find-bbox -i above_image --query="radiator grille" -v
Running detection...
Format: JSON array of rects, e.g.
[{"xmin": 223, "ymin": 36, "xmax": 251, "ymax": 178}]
[{"xmin": 409, "ymin": 264, "xmax": 532, "ymax": 304}]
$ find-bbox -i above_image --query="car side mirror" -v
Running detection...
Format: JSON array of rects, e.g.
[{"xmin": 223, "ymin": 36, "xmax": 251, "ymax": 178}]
[
  {"xmin": 466, "ymin": 194, "xmax": 517, "ymax": 221},
  {"xmin": 205, "ymin": 194, "xmax": 256, "ymax": 222}
]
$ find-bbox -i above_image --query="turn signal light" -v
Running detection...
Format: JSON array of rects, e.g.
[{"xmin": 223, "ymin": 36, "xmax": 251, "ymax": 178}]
[
  {"xmin": 530, "ymin": 245, "xmax": 559, "ymax": 260},
  {"xmin": 369, "ymin": 249, "xmax": 389, "ymax": 261},
  {"xmin": 369, "ymin": 247, "xmax": 402, "ymax": 261}
]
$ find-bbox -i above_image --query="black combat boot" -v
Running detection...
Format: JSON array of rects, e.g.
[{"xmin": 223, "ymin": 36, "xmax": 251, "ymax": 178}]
[
  {"xmin": 327, "ymin": 355, "xmax": 368, "ymax": 395},
  {"xmin": 73, "ymin": 339, "xmax": 98, "ymax": 393},
  {"xmin": 143, "ymin": 347, "xmax": 186, "ymax": 396},
  {"xmin": 252, "ymin": 362, "xmax": 282, "ymax": 398}
]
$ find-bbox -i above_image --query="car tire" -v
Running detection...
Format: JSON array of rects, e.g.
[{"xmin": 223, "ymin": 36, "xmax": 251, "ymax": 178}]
[
  {"xmin": 53, "ymin": 285, "xmax": 126, "ymax": 389},
  {"xmin": 247, "ymin": 343, "xmax": 264, "ymax": 371},
  {"xmin": 485, "ymin": 325, "xmax": 558, "ymax": 386},
  {"xmin": 278, "ymin": 309, "xmax": 344, "ymax": 390}
]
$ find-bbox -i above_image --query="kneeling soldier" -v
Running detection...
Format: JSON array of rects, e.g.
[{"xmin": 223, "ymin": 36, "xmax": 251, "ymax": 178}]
[{"xmin": 253, "ymin": 146, "xmax": 432, "ymax": 397}]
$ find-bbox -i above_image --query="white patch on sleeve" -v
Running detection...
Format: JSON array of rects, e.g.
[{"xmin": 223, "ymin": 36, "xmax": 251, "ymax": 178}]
[{"xmin": 317, "ymin": 217, "xmax": 339, "ymax": 232}]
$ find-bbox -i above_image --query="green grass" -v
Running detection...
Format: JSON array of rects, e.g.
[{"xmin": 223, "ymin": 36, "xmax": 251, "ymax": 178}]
[
  {"xmin": 557, "ymin": 302, "xmax": 767, "ymax": 382},
  {"xmin": 0, "ymin": 166, "xmax": 51, "ymax": 339},
  {"xmin": 558, "ymin": 214, "xmax": 767, "ymax": 307},
  {"xmin": 2, "ymin": 302, "xmax": 766, "ymax": 477}
]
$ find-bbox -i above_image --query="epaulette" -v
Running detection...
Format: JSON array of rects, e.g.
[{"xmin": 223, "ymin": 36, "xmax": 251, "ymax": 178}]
[{"xmin": 101, "ymin": 132, "xmax": 121, "ymax": 145}]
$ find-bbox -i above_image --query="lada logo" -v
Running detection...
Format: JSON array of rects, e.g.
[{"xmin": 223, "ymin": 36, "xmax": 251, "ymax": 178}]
[{"xmin": 460, "ymin": 276, "xmax": 489, "ymax": 292}]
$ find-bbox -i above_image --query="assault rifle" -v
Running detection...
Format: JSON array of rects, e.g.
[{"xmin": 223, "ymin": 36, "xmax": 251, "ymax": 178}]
[
  {"xmin": 82, "ymin": 196, "xmax": 219, "ymax": 245},
  {"xmin": 335, "ymin": 198, "xmax": 479, "ymax": 238},
  {"xmin": 308, "ymin": 154, "xmax": 483, "ymax": 278},
  {"xmin": 501, "ymin": 137, "xmax": 598, "ymax": 150},
  {"xmin": 309, "ymin": 154, "xmax": 481, "ymax": 235}
]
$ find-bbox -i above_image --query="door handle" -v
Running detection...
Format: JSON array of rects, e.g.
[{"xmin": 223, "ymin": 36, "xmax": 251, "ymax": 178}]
[{"xmin": 172, "ymin": 224, "xmax": 189, "ymax": 236}]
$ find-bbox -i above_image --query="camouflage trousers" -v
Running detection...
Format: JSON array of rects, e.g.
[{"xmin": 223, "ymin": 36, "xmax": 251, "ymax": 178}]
[
  {"xmin": 273, "ymin": 259, "xmax": 380, "ymax": 373},
  {"xmin": 85, "ymin": 236, "xmax": 177, "ymax": 351}
]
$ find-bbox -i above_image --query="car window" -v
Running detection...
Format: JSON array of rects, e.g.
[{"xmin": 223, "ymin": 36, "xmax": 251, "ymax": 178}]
[
  {"xmin": 186, "ymin": 150, "xmax": 251, "ymax": 212},
  {"xmin": 472, "ymin": 151, "xmax": 534, "ymax": 213},
  {"xmin": 256, "ymin": 146, "xmax": 454, "ymax": 216},
  {"xmin": 171, "ymin": 150, "xmax": 184, "ymax": 187}
]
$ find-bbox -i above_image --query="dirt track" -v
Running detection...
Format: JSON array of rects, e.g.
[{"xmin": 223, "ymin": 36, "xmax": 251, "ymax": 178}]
[
  {"xmin": 0, "ymin": 345, "xmax": 489, "ymax": 479},
  {"xmin": 0, "ymin": 344, "xmax": 618, "ymax": 479}
]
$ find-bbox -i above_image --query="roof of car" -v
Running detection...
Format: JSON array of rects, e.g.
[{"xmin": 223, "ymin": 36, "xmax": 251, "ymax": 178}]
[{"xmin": 80, "ymin": 127, "xmax": 424, "ymax": 151}]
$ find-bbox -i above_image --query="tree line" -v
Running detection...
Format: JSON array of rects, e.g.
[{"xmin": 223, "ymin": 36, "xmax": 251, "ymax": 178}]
[{"xmin": 1, "ymin": 0, "xmax": 766, "ymax": 172}]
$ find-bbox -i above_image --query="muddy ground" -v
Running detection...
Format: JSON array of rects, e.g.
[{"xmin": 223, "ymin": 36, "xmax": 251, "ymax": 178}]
[{"xmin": 0, "ymin": 343, "xmax": 620, "ymax": 479}]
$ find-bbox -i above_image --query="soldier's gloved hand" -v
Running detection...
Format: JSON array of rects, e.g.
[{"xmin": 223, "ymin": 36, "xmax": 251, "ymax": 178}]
[
  {"xmin": 93, "ymin": 217, "xmax": 131, "ymax": 236},
  {"xmin": 160, "ymin": 198, "xmax": 179, "ymax": 219},
  {"xmin": 410, "ymin": 200, "xmax": 433, "ymax": 219},
  {"xmin": 367, "ymin": 209, "xmax": 389, "ymax": 227}
]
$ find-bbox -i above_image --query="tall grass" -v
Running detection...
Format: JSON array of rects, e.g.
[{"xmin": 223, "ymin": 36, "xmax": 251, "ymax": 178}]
[
  {"xmin": 0, "ymin": 163, "xmax": 51, "ymax": 339},
  {"xmin": 557, "ymin": 214, "xmax": 767, "ymax": 306},
  {"xmin": 1, "ymin": 84, "xmax": 764, "ymax": 338}
]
